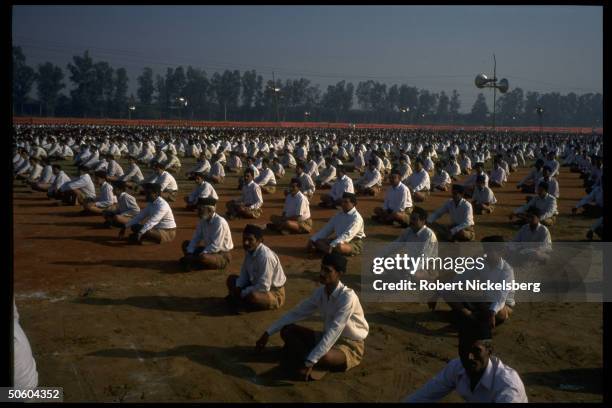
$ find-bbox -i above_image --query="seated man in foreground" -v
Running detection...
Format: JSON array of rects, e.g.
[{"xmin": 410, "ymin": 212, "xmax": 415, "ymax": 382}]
[
  {"xmin": 308, "ymin": 192, "xmax": 365, "ymax": 256},
  {"xmin": 268, "ymin": 177, "xmax": 313, "ymax": 235},
  {"xmin": 427, "ymin": 184, "xmax": 475, "ymax": 242},
  {"xmin": 180, "ymin": 197, "xmax": 234, "ymax": 271},
  {"xmin": 403, "ymin": 323, "xmax": 527, "ymax": 402},
  {"xmin": 226, "ymin": 168, "xmax": 264, "ymax": 220},
  {"xmin": 372, "ymin": 168, "xmax": 413, "ymax": 227},
  {"xmin": 255, "ymin": 253, "xmax": 369, "ymax": 381},
  {"xmin": 226, "ymin": 225, "xmax": 287, "ymax": 311},
  {"xmin": 120, "ymin": 183, "xmax": 177, "ymax": 244}
]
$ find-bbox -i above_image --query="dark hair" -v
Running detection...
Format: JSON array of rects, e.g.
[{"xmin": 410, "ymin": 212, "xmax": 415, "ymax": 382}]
[
  {"xmin": 452, "ymin": 184, "xmax": 465, "ymax": 193},
  {"xmin": 342, "ymin": 192, "xmax": 357, "ymax": 204},
  {"xmin": 411, "ymin": 206, "xmax": 428, "ymax": 221},
  {"xmin": 113, "ymin": 180, "xmax": 127, "ymax": 190},
  {"xmin": 243, "ymin": 224, "xmax": 263, "ymax": 239},
  {"xmin": 526, "ymin": 206, "xmax": 541, "ymax": 217},
  {"xmin": 538, "ymin": 181, "xmax": 549, "ymax": 191},
  {"xmin": 321, "ymin": 252, "xmax": 347, "ymax": 274},
  {"xmin": 244, "ymin": 168, "xmax": 255, "ymax": 177},
  {"xmin": 144, "ymin": 183, "xmax": 162, "ymax": 194},
  {"xmin": 290, "ymin": 177, "xmax": 300, "ymax": 185},
  {"xmin": 52, "ymin": 164, "xmax": 61, "ymax": 171},
  {"xmin": 481, "ymin": 235, "xmax": 505, "ymax": 242},
  {"xmin": 94, "ymin": 171, "xmax": 107, "ymax": 179}
]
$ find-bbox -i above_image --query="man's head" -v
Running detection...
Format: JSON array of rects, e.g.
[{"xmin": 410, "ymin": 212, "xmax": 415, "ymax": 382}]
[
  {"xmin": 194, "ymin": 172, "xmax": 205, "ymax": 184},
  {"xmin": 94, "ymin": 170, "xmax": 107, "ymax": 184},
  {"xmin": 414, "ymin": 159, "xmax": 423, "ymax": 172},
  {"xmin": 526, "ymin": 206, "xmax": 541, "ymax": 228},
  {"xmin": 144, "ymin": 183, "xmax": 161, "ymax": 202},
  {"xmin": 295, "ymin": 163, "xmax": 304, "ymax": 175},
  {"xmin": 113, "ymin": 180, "xmax": 127, "ymax": 193},
  {"xmin": 242, "ymin": 224, "xmax": 263, "ymax": 252},
  {"xmin": 535, "ymin": 159, "xmax": 544, "ymax": 170},
  {"xmin": 106, "ymin": 153, "xmax": 115, "ymax": 161},
  {"xmin": 451, "ymin": 184, "xmax": 465, "ymax": 202},
  {"xmin": 52, "ymin": 164, "xmax": 61, "ymax": 174},
  {"xmin": 542, "ymin": 165, "xmax": 551, "ymax": 178},
  {"xmin": 197, "ymin": 196, "xmax": 217, "ymax": 220},
  {"xmin": 289, "ymin": 177, "xmax": 301, "ymax": 195},
  {"xmin": 389, "ymin": 169, "xmax": 401, "ymax": 187},
  {"xmin": 481, "ymin": 235, "xmax": 505, "ymax": 265},
  {"xmin": 409, "ymin": 207, "xmax": 428, "ymax": 232},
  {"xmin": 319, "ymin": 252, "xmax": 347, "ymax": 286},
  {"xmin": 243, "ymin": 168, "xmax": 254, "ymax": 184},
  {"xmin": 458, "ymin": 323, "xmax": 493, "ymax": 378},
  {"xmin": 341, "ymin": 192, "xmax": 357, "ymax": 213},
  {"xmin": 261, "ymin": 158, "xmax": 270, "ymax": 169},
  {"xmin": 476, "ymin": 174, "xmax": 486, "ymax": 189},
  {"xmin": 153, "ymin": 162, "xmax": 165, "ymax": 174}
]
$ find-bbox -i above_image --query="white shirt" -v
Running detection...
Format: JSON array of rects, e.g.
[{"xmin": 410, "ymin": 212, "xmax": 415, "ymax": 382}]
[
  {"xmin": 242, "ymin": 180, "xmax": 264, "ymax": 209},
  {"xmin": 283, "ymin": 191, "xmax": 311, "ymax": 220},
  {"xmin": 298, "ymin": 172, "xmax": 316, "ymax": 196},
  {"xmin": 106, "ymin": 160, "xmax": 124, "ymax": 178},
  {"xmin": 311, "ymin": 207, "xmax": 365, "ymax": 247},
  {"xmin": 432, "ymin": 170, "xmax": 451, "ymax": 187},
  {"xmin": 515, "ymin": 194, "xmax": 558, "ymax": 221},
  {"xmin": 186, "ymin": 212, "xmax": 234, "ymax": 254},
  {"xmin": 359, "ymin": 168, "xmax": 382, "ymax": 188},
  {"xmin": 95, "ymin": 181, "xmax": 118, "ymax": 208},
  {"xmin": 13, "ymin": 302, "xmax": 38, "ymax": 390},
  {"xmin": 126, "ymin": 196, "xmax": 176, "ymax": 234},
  {"xmin": 428, "ymin": 198, "xmax": 474, "ymax": 235},
  {"xmin": 266, "ymin": 281, "xmax": 369, "ymax": 366},
  {"xmin": 576, "ymin": 186, "xmax": 603, "ymax": 208},
  {"xmin": 188, "ymin": 180, "xmax": 219, "ymax": 204},
  {"xmin": 408, "ymin": 169, "xmax": 431, "ymax": 192},
  {"xmin": 255, "ymin": 167, "xmax": 277, "ymax": 186},
  {"xmin": 513, "ymin": 223, "xmax": 552, "ymax": 251},
  {"xmin": 463, "ymin": 172, "xmax": 489, "ymax": 188},
  {"xmin": 121, "ymin": 163, "xmax": 144, "ymax": 182},
  {"xmin": 50, "ymin": 171, "xmax": 70, "ymax": 193},
  {"xmin": 472, "ymin": 186, "xmax": 497, "ymax": 205},
  {"xmin": 155, "ymin": 171, "xmax": 178, "ymax": 192},
  {"xmin": 404, "ymin": 357, "xmax": 528, "ymax": 402},
  {"xmin": 330, "ymin": 174, "xmax": 354, "ymax": 201},
  {"xmin": 236, "ymin": 243, "xmax": 287, "ymax": 297},
  {"xmin": 395, "ymin": 225, "xmax": 439, "ymax": 261},
  {"xmin": 209, "ymin": 161, "xmax": 225, "ymax": 178},
  {"xmin": 117, "ymin": 192, "xmax": 140, "ymax": 217},
  {"xmin": 61, "ymin": 173, "xmax": 96, "ymax": 198},
  {"xmin": 490, "ymin": 167, "xmax": 507, "ymax": 184},
  {"xmin": 383, "ymin": 182, "xmax": 412, "ymax": 212},
  {"xmin": 38, "ymin": 165, "xmax": 54, "ymax": 184}
]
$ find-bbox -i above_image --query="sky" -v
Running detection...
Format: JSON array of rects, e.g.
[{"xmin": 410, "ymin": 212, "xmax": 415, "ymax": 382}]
[{"xmin": 12, "ymin": 5, "xmax": 603, "ymax": 113}]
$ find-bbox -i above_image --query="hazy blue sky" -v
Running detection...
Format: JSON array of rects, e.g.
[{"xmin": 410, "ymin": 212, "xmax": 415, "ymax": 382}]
[{"xmin": 12, "ymin": 5, "xmax": 603, "ymax": 112}]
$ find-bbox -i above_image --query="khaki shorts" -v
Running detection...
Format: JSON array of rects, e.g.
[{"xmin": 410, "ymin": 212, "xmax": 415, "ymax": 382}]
[
  {"xmin": 262, "ymin": 286, "xmax": 285, "ymax": 310},
  {"xmin": 261, "ymin": 185, "xmax": 277, "ymax": 194},
  {"xmin": 156, "ymin": 228, "xmax": 177, "ymax": 243},
  {"xmin": 246, "ymin": 207, "xmax": 263, "ymax": 219},
  {"xmin": 314, "ymin": 333, "xmax": 365, "ymax": 371},
  {"xmin": 540, "ymin": 215, "xmax": 556, "ymax": 227},
  {"xmin": 298, "ymin": 218, "xmax": 313, "ymax": 233},
  {"xmin": 346, "ymin": 238, "xmax": 363, "ymax": 256},
  {"xmin": 452, "ymin": 225, "xmax": 475, "ymax": 241},
  {"xmin": 209, "ymin": 251, "xmax": 232, "ymax": 268},
  {"xmin": 162, "ymin": 190, "xmax": 178, "ymax": 202}
]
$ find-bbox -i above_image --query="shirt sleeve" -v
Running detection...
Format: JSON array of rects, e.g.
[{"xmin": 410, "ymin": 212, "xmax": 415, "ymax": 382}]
[
  {"xmin": 427, "ymin": 201, "xmax": 449, "ymax": 223},
  {"xmin": 305, "ymin": 293, "xmax": 354, "ymax": 365},
  {"xmin": 240, "ymin": 253, "xmax": 276, "ymax": 298},
  {"xmin": 266, "ymin": 291, "xmax": 320, "ymax": 335},
  {"xmin": 139, "ymin": 201, "xmax": 168, "ymax": 235},
  {"xmin": 331, "ymin": 214, "xmax": 362, "ymax": 247},
  {"xmin": 311, "ymin": 215, "xmax": 335, "ymax": 242},
  {"xmin": 202, "ymin": 219, "xmax": 224, "ymax": 254},
  {"xmin": 541, "ymin": 197, "xmax": 557, "ymax": 220},
  {"xmin": 247, "ymin": 185, "xmax": 263, "ymax": 209},
  {"xmin": 514, "ymin": 197, "xmax": 534, "ymax": 214},
  {"xmin": 451, "ymin": 203, "xmax": 473, "ymax": 234},
  {"xmin": 403, "ymin": 361, "xmax": 458, "ymax": 402},
  {"xmin": 489, "ymin": 263, "xmax": 514, "ymax": 313},
  {"xmin": 125, "ymin": 205, "xmax": 148, "ymax": 228},
  {"xmin": 186, "ymin": 221, "xmax": 204, "ymax": 254}
]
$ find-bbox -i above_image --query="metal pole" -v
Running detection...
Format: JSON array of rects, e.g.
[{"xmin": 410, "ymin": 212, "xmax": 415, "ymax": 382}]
[
  {"xmin": 273, "ymin": 71, "xmax": 279, "ymax": 122},
  {"xmin": 493, "ymin": 54, "xmax": 496, "ymax": 131}
]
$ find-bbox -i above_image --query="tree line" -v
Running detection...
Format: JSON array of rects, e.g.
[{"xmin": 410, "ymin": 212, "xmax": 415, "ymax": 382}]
[{"xmin": 12, "ymin": 46, "xmax": 602, "ymax": 127}]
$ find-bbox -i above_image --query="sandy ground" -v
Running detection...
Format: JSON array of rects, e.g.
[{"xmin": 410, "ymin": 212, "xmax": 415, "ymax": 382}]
[{"xmin": 12, "ymin": 157, "xmax": 602, "ymax": 402}]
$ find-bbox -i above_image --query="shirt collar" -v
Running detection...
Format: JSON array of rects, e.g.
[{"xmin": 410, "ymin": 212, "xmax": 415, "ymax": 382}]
[{"xmin": 329, "ymin": 281, "xmax": 345, "ymax": 299}]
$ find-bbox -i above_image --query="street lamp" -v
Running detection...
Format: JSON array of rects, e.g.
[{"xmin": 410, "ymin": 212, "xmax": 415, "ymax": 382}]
[
  {"xmin": 128, "ymin": 105, "xmax": 136, "ymax": 120},
  {"xmin": 474, "ymin": 54, "xmax": 510, "ymax": 130},
  {"xmin": 177, "ymin": 97, "xmax": 188, "ymax": 120},
  {"xmin": 536, "ymin": 106, "xmax": 544, "ymax": 136},
  {"xmin": 304, "ymin": 111, "xmax": 311, "ymax": 122}
]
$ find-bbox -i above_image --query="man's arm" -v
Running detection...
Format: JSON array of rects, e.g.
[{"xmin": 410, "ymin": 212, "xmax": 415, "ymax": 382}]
[
  {"xmin": 402, "ymin": 360, "xmax": 459, "ymax": 402},
  {"xmin": 330, "ymin": 215, "xmax": 362, "ymax": 247}
]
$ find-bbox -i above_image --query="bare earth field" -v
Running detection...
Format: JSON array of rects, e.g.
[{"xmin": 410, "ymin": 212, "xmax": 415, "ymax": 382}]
[{"xmin": 12, "ymin": 158, "xmax": 602, "ymax": 402}]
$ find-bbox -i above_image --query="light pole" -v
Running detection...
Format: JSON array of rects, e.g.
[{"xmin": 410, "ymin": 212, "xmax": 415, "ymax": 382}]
[
  {"xmin": 128, "ymin": 105, "xmax": 136, "ymax": 120},
  {"xmin": 177, "ymin": 97, "xmax": 188, "ymax": 120},
  {"xmin": 536, "ymin": 106, "xmax": 544, "ymax": 136},
  {"xmin": 304, "ymin": 111, "xmax": 311, "ymax": 122},
  {"xmin": 400, "ymin": 107, "xmax": 410, "ymax": 124},
  {"xmin": 474, "ymin": 54, "xmax": 509, "ymax": 131},
  {"xmin": 271, "ymin": 71, "xmax": 281, "ymax": 122}
]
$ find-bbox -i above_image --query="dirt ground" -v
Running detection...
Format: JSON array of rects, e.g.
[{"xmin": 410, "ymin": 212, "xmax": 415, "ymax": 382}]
[{"xmin": 12, "ymin": 157, "xmax": 602, "ymax": 402}]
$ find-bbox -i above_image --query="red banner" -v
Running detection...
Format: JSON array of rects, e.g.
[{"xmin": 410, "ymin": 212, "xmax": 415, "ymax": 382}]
[{"xmin": 12, "ymin": 117, "xmax": 602, "ymax": 134}]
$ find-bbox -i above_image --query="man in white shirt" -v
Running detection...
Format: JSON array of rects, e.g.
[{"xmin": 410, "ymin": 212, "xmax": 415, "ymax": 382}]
[
  {"xmin": 119, "ymin": 156, "xmax": 145, "ymax": 192},
  {"xmin": 13, "ymin": 301, "xmax": 39, "ymax": 390},
  {"xmin": 489, "ymin": 157, "xmax": 507, "ymax": 188},
  {"xmin": 121, "ymin": 183, "xmax": 177, "ymax": 244},
  {"xmin": 294, "ymin": 162, "xmax": 316, "ymax": 199},
  {"xmin": 404, "ymin": 323, "xmax": 527, "ymax": 402},
  {"xmin": 394, "ymin": 207, "xmax": 438, "ymax": 280},
  {"xmin": 102, "ymin": 181, "xmax": 140, "ymax": 228},
  {"xmin": 46, "ymin": 164, "xmax": 70, "ymax": 200},
  {"xmin": 207, "ymin": 153, "xmax": 226, "ymax": 184},
  {"xmin": 83, "ymin": 171, "xmax": 118, "ymax": 215},
  {"xmin": 227, "ymin": 151, "xmax": 243, "ymax": 173},
  {"xmin": 319, "ymin": 165, "xmax": 354, "ymax": 209},
  {"xmin": 572, "ymin": 182, "xmax": 603, "ymax": 218},
  {"xmin": 255, "ymin": 253, "xmax": 369, "ymax": 380},
  {"xmin": 226, "ymin": 224, "xmax": 287, "ymax": 311},
  {"xmin": 510, "ymin": 181, "xmax": 558, "ymax": 227},
  {"xmin": 58, "ymin": 165, "xmax": 97, "ymax": 206},
  {"xmin": 255, "ymin": 158, "xmax": 277, "ymax": 194},
  {"xmin": 407, "ymin": 159, "xmax": 430, "ymax": 203},
  {"xmin": 151, "ymin": 162, "xmax": 179, "ymax": 202},
  {"xmin": 187, "ymin": 152, "xmax": 212, "ymax": 180},
  {"xmin": 308, "ymin": 192, "xmax": 366, "ymax": 256},
  {"xmin": 356, "ymin": 160, "xmax": 382, "ymax": 196},
  {"xmin": 431, "ymin": 162, "xmax": 452, "ymax": 192},
  {"xmin": 471, "ymin": 175, "xmax": 497, "ymax": 215},
  {"xmin": 180, "ymin": 197, "xmax": 234, "ymax": 271},
  {"xmin": 268, "ymin": 178, "xmax": 313, "ymax": 235},
  {"xmin": 226, "ymin": 168, "xmax": 264, "ymax": 220},
  {"xmin": 184, "ymin": 172, "xmax": 219, "ymax": 211},
  {"xmin": 517, "ymin": 159, "xmax": 544, "ymax": 194},
  {"xmin": 372, "ymin": 169, "xmax": 412, "ymax": 226},
  {"xmin": 271, "ymin": 156, "xmax": 285, "ymax": 180},
  {"xmin": 510, "ymin": 207, "xmax": 552, "ymax": 264},
  {"xmin": 462, "ymin": 162, "xmax": 488, "ymax": 198},
  {"xmin": 29, "ymin": 158, "xmax": 54, "ymax": 192},
  {"xmin": 163, "ymin": 149, "xmax": 182, "ymax": 174},
  {"xmin": 427, "ymin": 184, "xmax": 475, "ymax": 242},
  {"xmin": 105, "ymin": 153, "xmax": 125, "ymax": 182}
]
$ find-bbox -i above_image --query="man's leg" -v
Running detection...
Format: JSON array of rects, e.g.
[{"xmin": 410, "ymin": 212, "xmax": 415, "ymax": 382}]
[
  {"xmin": 244, "ymin": 287, "xmax": 285, "ymax": 310},
  {"xmin": 540, "ymin": 216, "xmax": 556, "ymax": 227},
  {"xmin": 314, "ymin": 238, "xmax": 333, "ymax": 254},
  {"xmin": 412, "ymin": 191, "xmax": 427, "ymax": 202},
  {"xmin": 279, "ymin": 324, "xmax": 317, "ymax": 363},
  {"xmin": 452, "ymin": 226, "xmax": 475, "ymax": 242}
]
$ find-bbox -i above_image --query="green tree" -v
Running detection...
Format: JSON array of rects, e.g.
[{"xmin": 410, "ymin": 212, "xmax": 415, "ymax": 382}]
[
  {"xmin": 449, "ymin": 90, "xmax": 461, "ymax": 124},
  {"xmin": 436, "ymin": 91, "xmax": 450, "ymax": 123},
  {"xmin": 470, "ymin": 93, "xmax": 490, "ymax": 124},
  {"xmin": 13, "ymin": 46, "xmax": 36, "ymax": 115},
  {"xmin": 112, "ymin": 67, "xmax": 129, "ymax": 118},
  {"xmin": 35, "ymin": 62, "xmax": 65, "ymax": 116},
  {"xmin": 137, "ymin": 67, "xmax": 155, "ymax": 105},
  {"xmin": 67, "ymin": 50, "xmax": 97, "ymax": 117}
]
